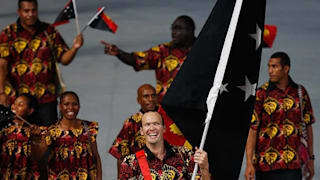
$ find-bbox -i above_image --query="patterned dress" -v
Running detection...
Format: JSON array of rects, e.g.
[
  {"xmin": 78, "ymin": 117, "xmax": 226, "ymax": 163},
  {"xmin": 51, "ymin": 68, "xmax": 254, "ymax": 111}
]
[
  {"xmin": 46, "ymin": 121, "xmax": 99, "ymax": 180},
  {"xmin": 0, "ymin": 122, "xmax": 39, "ymax": 180}
]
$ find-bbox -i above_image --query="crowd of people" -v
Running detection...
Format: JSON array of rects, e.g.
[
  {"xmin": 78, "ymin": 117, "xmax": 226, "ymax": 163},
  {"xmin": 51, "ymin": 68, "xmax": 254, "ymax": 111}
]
[{"xmin": 0, "ymin": 0, "xmax": 316, "ymax": 180}]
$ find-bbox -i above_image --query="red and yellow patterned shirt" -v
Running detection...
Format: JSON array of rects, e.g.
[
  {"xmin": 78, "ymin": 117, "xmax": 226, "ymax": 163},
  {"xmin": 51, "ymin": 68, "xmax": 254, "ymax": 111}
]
[
  {"xmin": 119, "ymin": 142, "xmax": 201, "ymax": 180},
  {"xmin": 133, "ymin": 42, "xmax": 190, "ymax": 103},
  {"xmin": 251, "ymin": 79, "xmax": 315, "ymax": 172},
  {"xmin": 0, "ymin": 19, "xmax": 68, "ymax": 104}
]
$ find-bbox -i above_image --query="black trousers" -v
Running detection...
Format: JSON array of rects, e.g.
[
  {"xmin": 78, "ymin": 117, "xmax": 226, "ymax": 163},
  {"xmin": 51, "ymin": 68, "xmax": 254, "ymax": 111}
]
[
  {"xmin": 33, "ymin": 101, "xmax": 58, "ymax": 126},
  {"xmin": 256, "ymin": 169, "xmax": 302, "ymax": 180}
]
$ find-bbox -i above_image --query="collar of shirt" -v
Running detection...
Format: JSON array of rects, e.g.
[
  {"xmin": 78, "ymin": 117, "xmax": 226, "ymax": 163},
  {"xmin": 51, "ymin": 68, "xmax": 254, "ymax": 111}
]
[
  {"xmin": 268, "ymin": 76, "xmax": 298, "ymax": 92},
  {"xmin": 16, "ymin": 18, "xmax": 45, "ymax": 35},
  {"xmin": 143, "ymin": 141, "xmax": 175, "ymax": 161}
]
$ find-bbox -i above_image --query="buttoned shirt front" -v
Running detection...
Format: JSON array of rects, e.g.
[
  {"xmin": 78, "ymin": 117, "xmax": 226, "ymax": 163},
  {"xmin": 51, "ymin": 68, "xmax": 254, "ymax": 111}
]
[
  {"xmin": 251, "ymin": 78, "xmax": 315, "ymax": 172},
  {"xmin": 0, "ymin": 19, "xmax": 68, "ymax": 104},
  {"xmin": 133, "ymin": 42, "xmax": 190, "ymax": 103},
  {"xmin": 119, "ymin": 142, "xmax": 201, "ymax": 180}
]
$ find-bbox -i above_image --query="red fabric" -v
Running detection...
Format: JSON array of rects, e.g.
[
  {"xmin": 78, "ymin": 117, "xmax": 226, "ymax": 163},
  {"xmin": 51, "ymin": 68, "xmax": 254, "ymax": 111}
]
[
  {"xmin": 108, "ymin": 111, "xmax": 144, "ymax": 160},
  {"xmin": 251, "ymin": 80, "xmax": 315, "ymax": 172},
  {"xmin": 98, "ymin": 8, "xmax": 118, "ymax": 33},
  {"xmin": 136, "ymin": 150, "xmax": 152, "ymax": 180},
  {"xmin": 0, "ymin": 20, "xmax": 69, "ymax": 104},
  {"xmin": 133, "ymin": 42, "xmax": 190, "ymax": 103},
  {"xmin": 119, "ymin": 145, "xmax": 201, "ymax": 179},
  {"xmin": 0, "ymin": 123, "xmax": 39, "ymax": 179},
  {"xmin": 47, "ymin": 121, "xmax": 99, "ymax": 179},
  {"xmin": 263, "ymin": 25, "xmax": 277, "ymax": 48},
  {"xmin": 158, "ymin": 106, "xmax": 188, "ymax": 147}
]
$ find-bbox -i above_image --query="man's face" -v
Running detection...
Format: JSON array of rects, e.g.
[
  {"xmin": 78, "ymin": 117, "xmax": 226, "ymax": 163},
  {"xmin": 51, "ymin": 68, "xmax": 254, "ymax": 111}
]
[
  {"xmin": 268, "ymin": 58, "xmax": 289, "ymax": 83},
  {"xmin": 171, "ymin": 18, "xmax": 193, "ymax": 47},
  {"xmin": 18, "ymin": 1, "xmax": 38, "ymax": 28},
  {"xmin": 140, "ymin": 112, "xmax": 165, "ymax": 146},
  {"xmin": 137, "ymin": 87, "xmax": 157, "ymax": 112}
]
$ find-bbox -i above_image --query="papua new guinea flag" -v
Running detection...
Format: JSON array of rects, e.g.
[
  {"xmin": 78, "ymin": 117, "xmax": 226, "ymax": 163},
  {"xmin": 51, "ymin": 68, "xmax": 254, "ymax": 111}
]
[
  {"xmin": 53, "ymin": 0, "xmax": 75, "ymax": 27},
  {"xmin": 161, "ymin": 0, "xmax": 266, "ymax": 179},
  {"xmin": 89, "ymin": 8, "xmax": 117, "ymax": 33}
]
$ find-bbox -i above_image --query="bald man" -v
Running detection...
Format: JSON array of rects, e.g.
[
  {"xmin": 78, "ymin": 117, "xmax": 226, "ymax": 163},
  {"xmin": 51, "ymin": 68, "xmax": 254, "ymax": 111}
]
[
  {"xmin": 108, "ymin": 84, "xmax": 158, "ymax": 176},
  {"xmin": 119, "ymin": 112, "xmax": 212, "ymax": 179}
]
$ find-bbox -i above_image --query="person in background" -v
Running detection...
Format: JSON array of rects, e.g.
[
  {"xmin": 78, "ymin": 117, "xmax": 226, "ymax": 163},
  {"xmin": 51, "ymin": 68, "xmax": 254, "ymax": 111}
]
[
  {"xmin": 101, "ymin": 15, "xmax": 196, "ymax": 103},
  {"xmin": 245, "ymin": 52, "xmax": 315, "ymax": 180},
  {"xmin": 33, "ymin": 91, "xmax": 102, "ymax": 180},
  {"xmin": 0, "ymin": 93, "xmax": 40, "ymax": 179},
  {"xmin": 0, "ymin": 0, "xmax": 84, "ymax": 126}
]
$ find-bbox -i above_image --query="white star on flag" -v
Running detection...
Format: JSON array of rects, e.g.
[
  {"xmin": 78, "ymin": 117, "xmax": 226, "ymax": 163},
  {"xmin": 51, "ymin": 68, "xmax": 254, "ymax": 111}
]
[
  {"xmin": 219, "ymin": 83, "xmax": 228, "ymax": 95},
  {"xmin": 249, "ymin": 24, "xmax": 262, "ymax": 50},
  {"xmin": 237, "ymin": 76, "xmax": 256, "ymax": 102}
]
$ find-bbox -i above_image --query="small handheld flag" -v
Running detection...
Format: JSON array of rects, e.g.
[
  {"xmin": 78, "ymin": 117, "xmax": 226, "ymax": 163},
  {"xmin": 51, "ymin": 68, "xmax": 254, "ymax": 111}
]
[
  {"xmin": 53, "ymin": 0, "xmax": 75, "ymax": 27},
  {"xmin": 0, "ymin": 104, "xmax": 31, "ymax": 126},
  {"xmin": 81, "ymin": 7, "xmax": 117, "ymax": 33},
  {"xmin": 263, "ymin": 24, "xmax": 277, "ymax": 48}
]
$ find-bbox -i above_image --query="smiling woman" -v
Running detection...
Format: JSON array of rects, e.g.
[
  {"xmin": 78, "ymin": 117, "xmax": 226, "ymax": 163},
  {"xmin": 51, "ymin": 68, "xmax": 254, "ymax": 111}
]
[
  {"xmin": 0, "ymin": 93, "xmax": 39, "ymax": 180},
  {"xmin": 45, "ymin": 91, "xmax": 102, "ymax": 180},
  {"xmin": 32, "ymin": 91, "xmax": 102, "ymax": 180}
]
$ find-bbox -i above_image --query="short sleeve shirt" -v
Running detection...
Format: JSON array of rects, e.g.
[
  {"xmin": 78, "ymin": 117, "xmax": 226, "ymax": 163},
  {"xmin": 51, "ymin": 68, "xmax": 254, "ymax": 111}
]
[
  {"xmin": 133, "ymin": 42, "xmax": 190, "ymax": 102},
  {"xmin": 0, "ymin": 19, "xmax": 69, "ymax": 104},
  {"xmin": 251, "ymin": 79, "xmax": 315, "ymax": 172},
  {"xmin": 119, "ymin": 142, "xmax": 201, "ymax": 180}
]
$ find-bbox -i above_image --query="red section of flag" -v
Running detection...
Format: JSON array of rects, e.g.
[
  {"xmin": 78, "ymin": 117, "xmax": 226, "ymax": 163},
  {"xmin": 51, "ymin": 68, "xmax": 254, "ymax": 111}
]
[
  {"xmin": 158, "ymin": 106, "xmax": 188, "ymax": 147},
  {"xmin": 89, "ymin": 7, "xmax": 118, "ymax": 33},
  {"xmin": 263, "ymin": 25, "xmax": 277, "ymax": 48},
  {"xmin": 100, "ymin": 11, "xmax": 118, "ymax": 33},
  {"xmin": 52, "ymin": 0, "xmax": 75, "ymax": 27}
]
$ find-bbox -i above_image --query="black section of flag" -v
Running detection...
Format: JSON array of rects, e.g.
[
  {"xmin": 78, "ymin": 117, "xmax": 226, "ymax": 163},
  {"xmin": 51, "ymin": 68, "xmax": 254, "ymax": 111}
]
[
  {"xmin": 89, "ymin": 11, "xmax": 117, "ymax": 33},
  {"xmin": 161, "ymin": 0, "xmax": 266, "ymax": 179},
  {"xmin": 53, "ymin": 0, "xmax": 75, "ymax": 27}
]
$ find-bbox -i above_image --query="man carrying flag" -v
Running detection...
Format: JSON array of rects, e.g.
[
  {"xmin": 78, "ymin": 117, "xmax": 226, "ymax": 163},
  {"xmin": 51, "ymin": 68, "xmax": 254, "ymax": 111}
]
[
  {"xmin": 109, "ymin": 84, "xmax": 190, "ymax": 178},
  {"xmin": 161, "ymin": 0, "xmax": 266, "ymax": 179},
  {"xmin": 118, "ymin": 111, "xmax": 211, "ymax": 180},
  {"xmin": 0, "ymin": 0, "xmax": 83, "ymax": 126}
]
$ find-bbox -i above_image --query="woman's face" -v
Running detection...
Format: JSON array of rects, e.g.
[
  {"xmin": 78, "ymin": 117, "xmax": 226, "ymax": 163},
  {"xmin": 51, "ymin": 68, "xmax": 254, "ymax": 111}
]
[
  {"xmin": 59, "ymin": 94, "xmax": 80, "ymax": 120},
  {"xmin": 11, "ymin": 96, "xmax": 32, "ymax": 118}
]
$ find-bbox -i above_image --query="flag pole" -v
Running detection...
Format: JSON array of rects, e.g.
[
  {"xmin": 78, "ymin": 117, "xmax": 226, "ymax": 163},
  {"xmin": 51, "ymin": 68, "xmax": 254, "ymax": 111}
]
[
  {"xmin": 191, "ymin": 0, "xmax": 244, "ymax": 179},
  {"xmin": 72, "ymin": 0, "xmax": 80, "ymax": 34},
  {"xmin": 80, "ymin": 7, "xmax": 105, "ymax": 33}
]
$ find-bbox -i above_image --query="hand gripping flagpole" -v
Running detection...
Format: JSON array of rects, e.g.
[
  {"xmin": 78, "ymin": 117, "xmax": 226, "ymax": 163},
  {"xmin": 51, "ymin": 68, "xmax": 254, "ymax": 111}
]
[
  {"xmin": 72, "ymin": 0, "xmax": 80, "ymax": 34},
  {"xmin": 191, "ymin": 0, "xmax": 243, "ymax": 179},
  {"xmin": 81, "ymin": 7, "xmax": 105, "ymax": 33}
]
